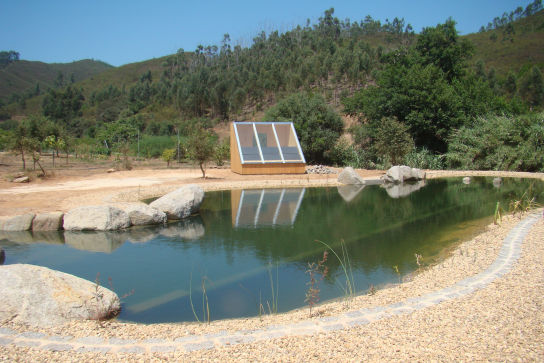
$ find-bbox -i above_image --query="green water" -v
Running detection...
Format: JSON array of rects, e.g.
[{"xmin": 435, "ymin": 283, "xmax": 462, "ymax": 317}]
[{"xmin": 0, "ymin": 177, "xmax": 542, "ymax": 324}]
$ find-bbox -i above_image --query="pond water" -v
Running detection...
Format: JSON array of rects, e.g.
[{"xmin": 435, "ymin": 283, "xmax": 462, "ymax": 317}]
[{"xmin": 1, "ymin": 177, "xmax": 543, "ymax": 324}]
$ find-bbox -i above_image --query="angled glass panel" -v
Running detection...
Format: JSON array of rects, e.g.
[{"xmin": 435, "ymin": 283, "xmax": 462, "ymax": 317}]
[
  {"xmin": 273, "ymin": 124, "xmax": 304, "ymax": 162},
  {"xmin": 235, "ymin": 123, "xmax": 262, "ymax": 162},
  {"xmin": 255, "ymin": 124, "xmax": 282, "ymax": 162}
]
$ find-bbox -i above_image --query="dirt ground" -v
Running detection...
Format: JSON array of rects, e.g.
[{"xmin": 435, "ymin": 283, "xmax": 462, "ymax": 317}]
[{"xmin": 0, "ymin": 152, "xmax": 383, "ymax": 217}]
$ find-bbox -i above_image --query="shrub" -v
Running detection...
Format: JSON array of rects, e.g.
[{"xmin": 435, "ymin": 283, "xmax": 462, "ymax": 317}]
[{"xmin": 404, "ymin": 147, "xmax": 445, "ymax": 170}]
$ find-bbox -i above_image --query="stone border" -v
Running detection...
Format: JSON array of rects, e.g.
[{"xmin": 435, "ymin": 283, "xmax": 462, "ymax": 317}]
[{"xmin": 0, "ymin": 213, "xmax": 539, "ymax": 355}]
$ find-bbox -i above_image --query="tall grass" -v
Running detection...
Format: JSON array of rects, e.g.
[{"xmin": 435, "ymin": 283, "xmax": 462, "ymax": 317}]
[{"xmin": 315, "ymin": 239, "xmax": 355, "ymax": 300}]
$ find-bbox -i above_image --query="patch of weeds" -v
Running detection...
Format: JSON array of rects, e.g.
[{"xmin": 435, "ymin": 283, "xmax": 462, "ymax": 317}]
[
  {"xmin": 392, "ymin": 265, "xmax": 401, "ymax": 284},
  {"xmin": 315, "ymin": 239, "xmax": 355, "ymax": 304},
  {"xmin": 90, "ymin": 272, "xmax": 134, "ymax": 327},
  {"xmin": 509, "ymin": 187, "xmax": 542, "ymax": 218},
  {"xmin": 305, "ymin": 251, "xmax": 328, "ymax": 317}
]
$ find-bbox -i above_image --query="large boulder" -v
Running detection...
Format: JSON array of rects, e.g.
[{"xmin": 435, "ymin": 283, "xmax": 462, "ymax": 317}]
[
  {"xmin": 0, "ymin": 214, "xmax": 35, "ymax": 231},
  {"xmin": 117, "ymin": 203, "xmax": 167, "ymax": 226},
  {"xmin": 383, "ymin": 165, "xmax": 426, "ymax": 184},
  {"xmin": 32, "ymin": 212, "xmax": 64, "ymax": 231},
  {"xmin": 150, "ymin": 184, "xmax": 204, "ymax": 220},
  {"xmin": 63, "ymin": 206, "xmax": 131, "ymax": 231},
  {"xmin": 337, "ymin": 167, "xmax": 365, "ymax": 185},
  {"xmin": 0, "ymin": 264, "xmax": 120, "ymax": 327}
]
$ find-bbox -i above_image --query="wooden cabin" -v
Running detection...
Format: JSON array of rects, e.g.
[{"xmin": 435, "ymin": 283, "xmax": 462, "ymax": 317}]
[{"xmin": 230, "ymin": 122, "xmax": 306, "ymax": 174}]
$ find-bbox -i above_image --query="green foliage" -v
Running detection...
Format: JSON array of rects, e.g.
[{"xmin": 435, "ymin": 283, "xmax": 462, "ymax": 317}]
[
  {"xmin": 186, "ymin": 126, "xmax": 216, "ymax": 178},
  {"xmin": 213, "ymin": 138, "xmax": 230, "ymax": 166},
  {"xmin": 263, "ymin": 92, "xmax": 343, "ymax": 163},
  {"xmin": 42, "ymin": 86, "xmax": 84, "ymax": 122},
  {"xmin": 403, "ymin": 147, "xmax": 445, "ymax": 170},
  {"xmin": 0, "ymin": 129, "xmax": 11, "ymax": 151},
  {"xmin": 446, "ymin": 112, "xmax": 544, "ymax": 171},
  {"xmin": 161, "ymin": 148, "xmax": 176, "ymax": 167},
  {"xmin": 520, "ymin": 66, "xmax": 544, "ymax": 107},
  {"xmin": 132, "ymin": 135, "xmax": 178, "ymax": 158},
  {"xmin": 373, "ymin": 116, "xmax": 414, "ymax": 165},
  {"xmin": 416, "ymin": 19, "xmax": 474, "ymax": 81}
]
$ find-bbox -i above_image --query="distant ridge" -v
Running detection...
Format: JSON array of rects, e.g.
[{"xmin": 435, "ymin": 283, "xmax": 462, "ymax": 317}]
[{"xmin": 0, "ymin": 58, "xmax": 113, "ymax": 101}]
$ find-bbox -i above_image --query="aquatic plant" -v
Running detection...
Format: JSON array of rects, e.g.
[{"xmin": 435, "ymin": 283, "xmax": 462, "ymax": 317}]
[
  {"xmin": 189, "ymin": 272, "xmax": 210, "ymax": 324},
  {"xmin": 305, "ymin": 251, "xmax": 328, "ymax": 316},
  {"xmin": 315, "ymin": 239, "xmax": 355, "ymax": 301}
]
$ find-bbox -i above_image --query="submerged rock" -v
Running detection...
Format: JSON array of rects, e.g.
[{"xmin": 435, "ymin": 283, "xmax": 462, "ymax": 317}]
[
  {"xmin": 63, "ymin": 206, "xmax": 131, "ymax": 231},
  {"xmin": 337, "ymin": 167, "xmax": 365, "ymax": 185},
  {"xmin": 463, "ymin": 177, "xmax": 471, "ymax": 184},
  {"xmin": 150, "ymin": 184, "xmax": 204, "ymax": 220},
  {"xmin": 0, "ymin": 264, "xmax": 120, "ymax": 327}
]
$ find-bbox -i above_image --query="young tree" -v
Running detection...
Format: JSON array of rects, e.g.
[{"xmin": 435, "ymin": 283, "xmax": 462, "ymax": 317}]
[
  {"xmin": 186, "ymin": 126, "xmax": 215, "ymax": 178},
  {"xmin": 373, "ymin": 117, "xmax": 414, "ymax": 165},
  {"xmin": 161, "ymin": 148, "xmax": 176, "ymax": 167}
]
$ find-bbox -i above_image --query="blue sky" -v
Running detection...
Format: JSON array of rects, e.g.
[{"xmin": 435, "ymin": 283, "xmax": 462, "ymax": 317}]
[{"xmin": 0, "ymin": 0, "xmax": 532, "ymax": 67}]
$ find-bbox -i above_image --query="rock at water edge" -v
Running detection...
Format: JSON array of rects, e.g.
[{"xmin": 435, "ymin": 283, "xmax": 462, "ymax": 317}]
[
  {"xmin": 117, "ymin": 203, "xmax": 167, "ymax": 226},
  {"xmin": 32, "ymin": 212, "xmax": 64, "ymax": 231},
  {"xmin": 0, "ymin": 264, "xmax": 120, "ymax": 328},
  {"xmin": 337, "ymin": 167, "xmax": 365, "ymax": 185},
  {"xmin": 0, "ymin": 214, "xmax": 35, "ymax": 231},
  {"xmin": 150, "ymin": 184, "xmax": 204, "ymax": 220},
  {"xmin": 63, "ymin": 206, "xmax": 131, "ymax": 231}
]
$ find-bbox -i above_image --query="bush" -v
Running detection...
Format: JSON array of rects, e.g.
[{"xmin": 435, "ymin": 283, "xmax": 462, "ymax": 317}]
[
  {"xmin": 404, "ymin": 147, "xmax": 445, "ymax": 170},
  {"xmin": 447, "ymin": 112, "xmax": 544, "ymax": 172},
  {"xmin": 214, "ymin": 138, "xmax": 230, "ymax": 166}
]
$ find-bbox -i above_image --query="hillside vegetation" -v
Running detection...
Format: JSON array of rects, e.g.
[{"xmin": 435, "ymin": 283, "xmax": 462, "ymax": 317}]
[
  {"xmin": 0, "ymin": 2, "xmax": 543, "ymax": 172},
  {"xmin": 0, "ymin": 58, "xmax": 112, "ymax": 103}
]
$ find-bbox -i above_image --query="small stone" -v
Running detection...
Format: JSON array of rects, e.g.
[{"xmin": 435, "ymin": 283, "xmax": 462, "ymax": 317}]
[
  {"xmin": 13, "ymin": 176, "xmax": 30, "ymax": 183},
  {"xmin": 107, "ymin": 168, "xmax": 116, "ymax": 173}
]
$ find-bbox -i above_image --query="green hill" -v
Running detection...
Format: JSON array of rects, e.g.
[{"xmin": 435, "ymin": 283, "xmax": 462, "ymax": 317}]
[
  {"xmin": 0, "ymin": 58, "xmax": 113, "ymax": 101},
  {"xmin": 466, "ymin": 9, "xmax": 544, "ymax": 74}
]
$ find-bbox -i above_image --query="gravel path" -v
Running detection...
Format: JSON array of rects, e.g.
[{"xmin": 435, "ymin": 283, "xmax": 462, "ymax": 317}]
[{"xmin": 1, "ymin": 211, "xmax": 542, "ymax": 361}]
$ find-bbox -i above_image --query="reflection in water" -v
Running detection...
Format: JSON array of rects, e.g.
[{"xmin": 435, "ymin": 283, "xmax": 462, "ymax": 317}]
[
  {"xmin": 337, "ymin": 185, "xmax": 365, "ymax": 202},
  {"xmin": 382, "ymin": 180, "xmax": 426, "ymax": 199},
  {"xmin": 231, "ymin": 188, "xmax": 305, "ymax": 227},
  {"xmin": 0, "ymin": 217, "xmax": 206, "ymax": 253}
]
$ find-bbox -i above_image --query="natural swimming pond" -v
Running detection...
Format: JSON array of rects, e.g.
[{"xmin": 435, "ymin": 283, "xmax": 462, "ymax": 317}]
[{"xmin": 1, "ymin": 177, "xmax": 543, "ymax": 324}]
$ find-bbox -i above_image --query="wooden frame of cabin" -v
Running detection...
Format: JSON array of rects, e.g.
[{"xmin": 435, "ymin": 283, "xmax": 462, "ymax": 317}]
[{"xmin": 230, "ymin": 122, "xmax": 306, "ymax": 175}]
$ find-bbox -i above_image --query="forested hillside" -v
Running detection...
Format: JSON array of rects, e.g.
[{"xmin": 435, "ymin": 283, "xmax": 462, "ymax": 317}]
[
  {"xmin": 0, "ymin": 2, "xmax": 543, "ymax": 172},
  {"xmin": 0, "ymin": 56, "xmax": 112, "ymax": 104}
]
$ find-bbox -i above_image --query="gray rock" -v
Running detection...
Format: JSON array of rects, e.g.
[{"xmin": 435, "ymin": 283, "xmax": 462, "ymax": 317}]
[
  {"xmin": 383, "ymin": 165, "xmax": 426, "ymax": 184},
  {"xmin": 117, "ymin": 203, "xmax": 167, "ymax": 226},
  {"xmin": 0, "ymin": 248, "xmax": 4, "ymax": 265},
  {"xmin": 337, "ymin": 167, "xmax": 365, "ymax": 185},
  {"xmin": 63, "ymin": 206, "xmax": 131, "ymax": 231},
  {"xmin": 64, "ymin": 231, "xmax": 126, "ymax": 253},
  {"xmin": 0, "ymin": 264, "xmax": 120, "ymax": 327},
  {"xmin": 0, "ymin": 214, "xmax": 35, "ymax": 231},
  {"xmin": 32, "ymin": 212, "xmax": 64, "ymax": 231},
  {"xmin": 462, "ymin": 177, "xmax": 471, "ymax": 184},
  {"xmin": 149, "ymin": 184, "xmax": 204, "ymax": 220},
  {"xmin": 337, "ymin": 185, "xmax": 365, "ymax": 203},
  {"xmin": 12, "ymin": 176, "xmax": 30, "ymax": 183}
]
